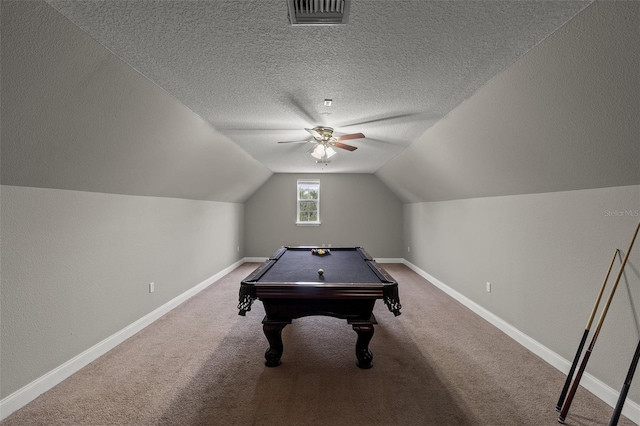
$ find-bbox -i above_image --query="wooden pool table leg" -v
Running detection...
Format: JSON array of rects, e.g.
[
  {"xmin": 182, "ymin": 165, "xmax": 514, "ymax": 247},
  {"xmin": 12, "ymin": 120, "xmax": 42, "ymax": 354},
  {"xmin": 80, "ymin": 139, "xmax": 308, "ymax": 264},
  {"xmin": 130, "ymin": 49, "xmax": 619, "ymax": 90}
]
[
  {"xmin": 351, "ymin": 323, "xmax": 375, "ymax": 369},
  {"xmin": 262, "ymin": 318, "xmax": 290, "ymax": 367}
]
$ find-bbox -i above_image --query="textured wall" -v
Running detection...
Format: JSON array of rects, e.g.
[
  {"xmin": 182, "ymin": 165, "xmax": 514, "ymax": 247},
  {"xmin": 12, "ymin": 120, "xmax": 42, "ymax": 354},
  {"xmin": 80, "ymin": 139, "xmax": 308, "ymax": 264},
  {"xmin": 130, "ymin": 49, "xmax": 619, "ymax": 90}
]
[
  {"xmin": 244, "ymin": 174, "xmax": 403, "ymax": 259},
  {"xmin": 404, "ymin": 185, "xmax": 640, "ymax": 408},
  {"xmin": 0, "ymin": 185, "xmax": 244, "ymax": 398}
]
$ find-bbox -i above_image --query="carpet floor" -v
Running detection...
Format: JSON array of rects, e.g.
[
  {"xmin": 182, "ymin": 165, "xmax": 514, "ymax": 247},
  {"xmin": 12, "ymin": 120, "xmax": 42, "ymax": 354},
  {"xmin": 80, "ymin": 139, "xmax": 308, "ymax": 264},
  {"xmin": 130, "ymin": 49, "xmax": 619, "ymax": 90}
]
[{"xmin": 2, "ymin": 263, "xmax": 634, "ymax": 425}]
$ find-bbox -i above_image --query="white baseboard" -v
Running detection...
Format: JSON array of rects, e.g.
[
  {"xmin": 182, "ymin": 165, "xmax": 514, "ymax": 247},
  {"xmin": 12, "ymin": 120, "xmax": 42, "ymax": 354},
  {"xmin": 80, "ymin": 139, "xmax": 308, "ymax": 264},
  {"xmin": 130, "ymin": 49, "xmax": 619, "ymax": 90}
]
[
  {"xmin": 3, "ymin": 258, "xmax": 637, "ymax": 425},
  {"xmin": 0, "ymin": 259, "xmax": 244, "ymax": 421},
  {"xmin": 403, "ymin": 260, "xmax": 640, "ymax": 425}
]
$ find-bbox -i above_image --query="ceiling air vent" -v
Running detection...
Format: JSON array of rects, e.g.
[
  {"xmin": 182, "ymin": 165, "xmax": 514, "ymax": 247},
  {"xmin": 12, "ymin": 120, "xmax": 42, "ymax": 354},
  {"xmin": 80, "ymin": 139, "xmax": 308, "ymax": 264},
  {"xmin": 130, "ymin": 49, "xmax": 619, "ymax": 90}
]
[{"xmin": 287, "ymin": 0, "xmax": 351, "ymax": 25}]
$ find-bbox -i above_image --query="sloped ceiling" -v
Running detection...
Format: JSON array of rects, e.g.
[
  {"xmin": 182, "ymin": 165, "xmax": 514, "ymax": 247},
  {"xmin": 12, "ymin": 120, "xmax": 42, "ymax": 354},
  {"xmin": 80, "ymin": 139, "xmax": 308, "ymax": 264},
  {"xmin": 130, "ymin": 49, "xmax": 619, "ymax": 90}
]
[
  {"xmin": 41, "ymin": 0, "xmax": 592, "ymax": 175},
  {"xmin": 377, "ymin": 1, "xmax": 640, "ymax": 202},
  {"xmin": 2, "ymin": 1, "xmax": 638, "ymax": 203},
  {"xmin": 1, "ymin": 0, "xmax": 272, "ymax": 203}
]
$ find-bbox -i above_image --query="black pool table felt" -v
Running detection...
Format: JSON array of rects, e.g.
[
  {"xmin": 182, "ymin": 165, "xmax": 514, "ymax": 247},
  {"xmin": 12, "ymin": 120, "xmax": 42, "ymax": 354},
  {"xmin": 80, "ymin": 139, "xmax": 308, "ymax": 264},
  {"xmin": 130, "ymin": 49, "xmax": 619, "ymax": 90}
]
[{"xmin": 258, "ymin": 248, "xmax": 382, "ymax": 284}]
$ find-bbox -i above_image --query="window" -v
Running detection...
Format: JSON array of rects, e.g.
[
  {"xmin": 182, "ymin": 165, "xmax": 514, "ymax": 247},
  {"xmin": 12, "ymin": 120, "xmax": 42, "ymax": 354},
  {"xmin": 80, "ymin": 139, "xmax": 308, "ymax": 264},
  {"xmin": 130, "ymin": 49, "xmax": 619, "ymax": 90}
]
[{"xmin": 296, "ymin": 179, "xmax": 320, "ymax": 225}]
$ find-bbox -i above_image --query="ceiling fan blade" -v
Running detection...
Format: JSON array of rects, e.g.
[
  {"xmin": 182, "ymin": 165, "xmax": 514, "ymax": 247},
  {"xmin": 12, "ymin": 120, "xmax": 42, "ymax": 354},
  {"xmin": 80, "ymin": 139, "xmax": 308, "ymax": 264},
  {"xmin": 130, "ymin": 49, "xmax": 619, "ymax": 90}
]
[
  {"xmin": 332, "ymin": 142, "xmax": 358, "ymax": 151},
  {"xmin": 305, "ymin": 128, "xmax": 322, "ymax": 139},
  {"xmin": 340, "ymin": 112, "xmax": 437, "ymax": 128},
  {"xmin": 335, "ymin": 132, "xmax": 365, "ymax": 142},
  {"xmin": 285, "ymin": 94, "xmax": 321, "ymax": 124},
  {"xmin": 277, "ymin": 139, "xmax": 312, "ymax": 144}
]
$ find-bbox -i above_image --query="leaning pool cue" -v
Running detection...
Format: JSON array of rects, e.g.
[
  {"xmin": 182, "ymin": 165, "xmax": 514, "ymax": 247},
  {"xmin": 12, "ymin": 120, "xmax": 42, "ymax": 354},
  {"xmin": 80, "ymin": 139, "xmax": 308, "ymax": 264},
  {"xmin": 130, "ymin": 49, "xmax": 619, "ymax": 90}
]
[
  {"xmin": 608, "ymin": 339, "xmax": 640, "ymax": 426},
  {"xmin": 558, "ymin": 220, "xmax": 640, "ymax": 424},
  {"xmin": 555, "ymin": 249, "xmax": 620, "ymax": 411}
]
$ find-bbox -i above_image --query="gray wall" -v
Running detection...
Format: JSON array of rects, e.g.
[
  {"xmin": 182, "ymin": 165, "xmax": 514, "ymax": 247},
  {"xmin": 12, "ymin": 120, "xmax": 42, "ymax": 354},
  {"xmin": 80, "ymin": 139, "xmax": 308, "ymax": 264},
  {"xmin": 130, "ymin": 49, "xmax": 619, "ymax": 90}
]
[
  {"xmin": 378, "ymin": 0, "xmax": 640, "ymax": 410},
  {"xmin": 244, "ymin": 174, "xmax": 403, "ymax": 259},
  {"xmin": 1, "ymin": 0, "xmax": 267, "ymax": 400},
  {"xmin": 404, "ymin": 186, "xmax": 640, "ymax": 407},
  {"xmin": 404, "ymin": 185, "xmax": 640, "ymax": 405},
  {"xmin": 0, "ymin": 185, "xmax": 244, "ymax": 398}
]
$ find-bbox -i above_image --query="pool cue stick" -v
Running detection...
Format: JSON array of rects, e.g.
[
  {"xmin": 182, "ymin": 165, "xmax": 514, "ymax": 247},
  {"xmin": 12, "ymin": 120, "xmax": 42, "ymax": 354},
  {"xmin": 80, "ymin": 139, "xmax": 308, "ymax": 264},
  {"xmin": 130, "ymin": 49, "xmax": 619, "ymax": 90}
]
[
  {"xmin": 558, "ymin": 220, "xmax": 640, "ymax": 423},
  {"xmin": 608, "ymin": 339, "xmax": 640, "ymax": 426},
  {"xmin": 555, "ymin": 249, "xmax": 620, "ymax": 411}
]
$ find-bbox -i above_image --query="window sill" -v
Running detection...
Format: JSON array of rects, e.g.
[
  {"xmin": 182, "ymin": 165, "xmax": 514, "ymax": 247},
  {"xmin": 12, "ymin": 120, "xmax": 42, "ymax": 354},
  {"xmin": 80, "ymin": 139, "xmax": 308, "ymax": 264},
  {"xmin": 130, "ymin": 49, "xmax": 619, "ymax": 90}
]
[{"xmin": 296, "ymin": 221, "xmax": 321, "ymax": 226}]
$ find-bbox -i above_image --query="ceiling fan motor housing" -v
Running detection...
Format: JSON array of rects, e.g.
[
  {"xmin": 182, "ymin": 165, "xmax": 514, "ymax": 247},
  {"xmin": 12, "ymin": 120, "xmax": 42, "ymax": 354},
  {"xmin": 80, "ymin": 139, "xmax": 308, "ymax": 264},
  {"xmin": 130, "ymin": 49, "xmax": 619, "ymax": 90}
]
[{"xmin": 314, "ymin": 127, "xmax": 335, "ymax": 142}]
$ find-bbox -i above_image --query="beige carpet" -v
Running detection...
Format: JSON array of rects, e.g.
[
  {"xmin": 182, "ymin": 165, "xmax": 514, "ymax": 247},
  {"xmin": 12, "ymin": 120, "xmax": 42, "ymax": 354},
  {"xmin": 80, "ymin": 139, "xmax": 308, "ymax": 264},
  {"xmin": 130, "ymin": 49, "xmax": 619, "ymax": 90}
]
[{"xmin": 2, "ymin": 263, "xmax": 634, "ymax": 425}]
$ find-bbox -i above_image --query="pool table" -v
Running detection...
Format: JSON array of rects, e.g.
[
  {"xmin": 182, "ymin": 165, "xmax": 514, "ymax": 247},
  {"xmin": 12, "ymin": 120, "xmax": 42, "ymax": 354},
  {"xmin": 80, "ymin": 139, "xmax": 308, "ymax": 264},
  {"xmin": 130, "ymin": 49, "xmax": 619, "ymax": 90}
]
[{"xmin": 238, "ymin": 246, "xmax": 401, "ymax": 369}]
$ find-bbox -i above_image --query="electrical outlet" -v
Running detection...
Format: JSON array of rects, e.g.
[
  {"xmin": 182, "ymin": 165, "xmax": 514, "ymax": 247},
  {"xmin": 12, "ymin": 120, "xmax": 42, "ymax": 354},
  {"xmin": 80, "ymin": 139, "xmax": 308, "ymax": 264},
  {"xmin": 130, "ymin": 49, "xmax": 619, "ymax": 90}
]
[
  {"xmin": 408, "ymin": 246, "xmax": 411, "ymax": 252},
  {"xmin": 236, "ymin": 246, "xmax": 240, "ymax": 252},
  {"xmin": 149, "ymin": 282, "xmax": 155, "ymax": 293},
  {"xmin": 486, "ymin": 282, "xmax": 491, "ymax": 293}
]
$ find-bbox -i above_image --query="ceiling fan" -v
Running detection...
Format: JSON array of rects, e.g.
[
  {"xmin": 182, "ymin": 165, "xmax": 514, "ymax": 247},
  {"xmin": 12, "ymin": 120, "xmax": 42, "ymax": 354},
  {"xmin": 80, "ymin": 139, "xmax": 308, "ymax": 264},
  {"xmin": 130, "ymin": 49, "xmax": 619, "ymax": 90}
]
[{"xmin": 277, "ymin": 127, "xmax": 365, "ymax": 163}]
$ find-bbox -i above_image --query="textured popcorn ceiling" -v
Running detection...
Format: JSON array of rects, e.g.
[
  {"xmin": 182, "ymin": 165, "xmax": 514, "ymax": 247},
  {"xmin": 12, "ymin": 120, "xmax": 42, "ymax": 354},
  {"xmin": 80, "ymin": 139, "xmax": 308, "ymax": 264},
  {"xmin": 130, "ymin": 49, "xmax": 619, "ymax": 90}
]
[{"xmin": 45, "ymin": 0, "xmax": 591, "ymax": 173}]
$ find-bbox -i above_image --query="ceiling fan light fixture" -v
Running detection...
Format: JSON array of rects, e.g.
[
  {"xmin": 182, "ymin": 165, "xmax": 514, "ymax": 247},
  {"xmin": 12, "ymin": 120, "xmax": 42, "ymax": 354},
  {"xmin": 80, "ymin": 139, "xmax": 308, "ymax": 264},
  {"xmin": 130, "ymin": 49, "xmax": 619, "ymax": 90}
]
[
  {"xmin": 278, "ymin": 125, "xmax": 364, "ymax": 163},
  {"xmin": 311, "ymin": 144, "xmax": 326, "ymax": 160}
]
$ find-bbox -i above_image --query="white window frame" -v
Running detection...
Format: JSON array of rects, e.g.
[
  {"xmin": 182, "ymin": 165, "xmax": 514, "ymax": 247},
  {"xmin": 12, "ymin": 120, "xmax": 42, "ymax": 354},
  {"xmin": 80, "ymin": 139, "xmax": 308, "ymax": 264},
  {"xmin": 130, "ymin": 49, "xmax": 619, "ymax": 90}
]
[{"xmin": 296, "ymin": 179, "xmax": 320, "ymax": 226}]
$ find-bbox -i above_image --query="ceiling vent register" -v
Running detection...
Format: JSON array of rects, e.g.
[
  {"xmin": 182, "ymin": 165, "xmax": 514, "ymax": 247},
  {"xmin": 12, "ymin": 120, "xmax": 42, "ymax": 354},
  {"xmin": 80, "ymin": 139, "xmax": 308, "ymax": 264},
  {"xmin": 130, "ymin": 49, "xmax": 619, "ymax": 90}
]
[{"xmin": 287, "ymin": 0, "xmax": 351, "ymax": 25}]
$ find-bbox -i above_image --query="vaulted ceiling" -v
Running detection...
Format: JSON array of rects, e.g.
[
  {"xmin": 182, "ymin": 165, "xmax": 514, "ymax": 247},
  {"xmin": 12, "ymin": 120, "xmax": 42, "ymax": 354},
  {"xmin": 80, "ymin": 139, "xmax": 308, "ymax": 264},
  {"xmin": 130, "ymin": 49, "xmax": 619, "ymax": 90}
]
[
  {"xmin": 43, "ymin": 0, "xmax": 591, "ymax": 173},
  {"xmin": 2, "ymin": 1, "xmax": 638, "ymax": 203}
]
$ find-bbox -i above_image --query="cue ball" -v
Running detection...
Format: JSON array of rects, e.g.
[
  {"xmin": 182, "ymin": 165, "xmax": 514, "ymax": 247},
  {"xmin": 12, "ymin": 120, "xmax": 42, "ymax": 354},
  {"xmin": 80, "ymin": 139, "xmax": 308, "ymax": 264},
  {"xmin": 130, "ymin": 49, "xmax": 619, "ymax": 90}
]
[{"xmin": 318, "ymin": 269, "xmax": 324, "ymax": 275}]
